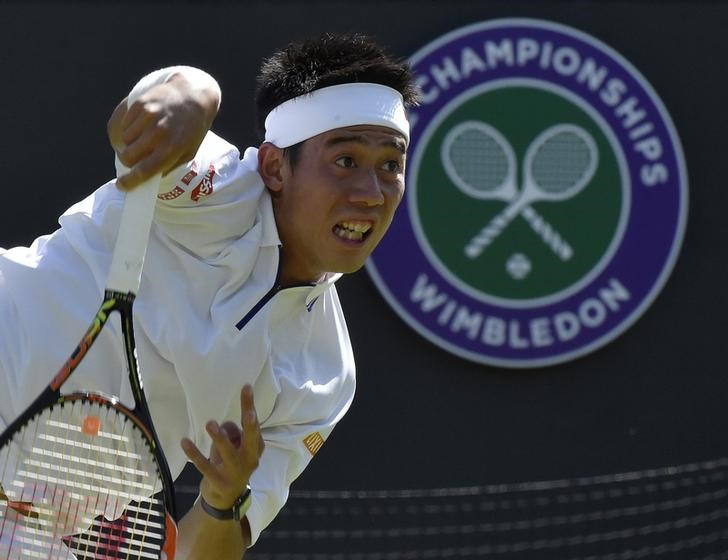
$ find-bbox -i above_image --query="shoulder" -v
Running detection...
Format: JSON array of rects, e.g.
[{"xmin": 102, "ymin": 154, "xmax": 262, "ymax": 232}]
[{"xmin": 154, "ymin": 132, "xmax": 261, "ymax": 207}]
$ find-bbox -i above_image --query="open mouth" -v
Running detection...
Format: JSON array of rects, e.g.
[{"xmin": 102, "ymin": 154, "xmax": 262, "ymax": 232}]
[{"xmin": 333, "ymin": 221, "xmax": 372, "ymax": 242}]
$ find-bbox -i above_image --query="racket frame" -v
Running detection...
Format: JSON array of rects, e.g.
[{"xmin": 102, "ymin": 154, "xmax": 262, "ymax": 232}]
[{"xmin": 0, "ymin": 176, "xmax": 178, "ymax": 559}]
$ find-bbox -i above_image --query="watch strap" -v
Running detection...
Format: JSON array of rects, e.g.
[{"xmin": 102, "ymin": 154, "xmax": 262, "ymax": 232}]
[{"xmin": 200, "ymin": 485, "xmax": 252, "ymax": 521}]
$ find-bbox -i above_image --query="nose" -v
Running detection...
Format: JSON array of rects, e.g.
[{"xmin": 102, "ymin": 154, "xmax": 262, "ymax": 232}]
[{"xmin": 349, "ymin": 169, "xmax": 385, "ymax": 207}]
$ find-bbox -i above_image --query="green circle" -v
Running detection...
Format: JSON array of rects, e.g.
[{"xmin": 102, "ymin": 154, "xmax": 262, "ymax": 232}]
[{"xmin": 416, "ymin": 86, "xmax": 622, "ymax": 300}]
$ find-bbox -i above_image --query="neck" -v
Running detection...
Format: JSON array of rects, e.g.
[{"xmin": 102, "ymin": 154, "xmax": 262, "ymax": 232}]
[{"xmin": 277, "ymin": 248, "xmax": 325, "ymax": 287}]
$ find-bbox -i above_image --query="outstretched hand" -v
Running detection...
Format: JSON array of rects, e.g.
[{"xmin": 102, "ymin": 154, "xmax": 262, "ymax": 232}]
[
  {"xmin": 181, "ymin": 385, "xmax": 264, "ymax": 511},
  {"xmin": 107, "ymin": 72, "xmax": 219, "ymax": 191}
]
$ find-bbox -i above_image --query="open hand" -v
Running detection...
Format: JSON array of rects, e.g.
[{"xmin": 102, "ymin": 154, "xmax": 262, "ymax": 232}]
[{"xmin": 180, "ymin": 385, "xmax": 264, "ymax": 510}]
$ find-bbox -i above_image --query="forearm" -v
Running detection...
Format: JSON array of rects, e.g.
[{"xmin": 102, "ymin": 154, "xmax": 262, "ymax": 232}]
[
  {"xmin": 177, "ymin": 497, "xmax": 251, "ymax": 559},
  {"xmin": 178, "ymin": 389, "xmax": 262, "ymax": 559}
]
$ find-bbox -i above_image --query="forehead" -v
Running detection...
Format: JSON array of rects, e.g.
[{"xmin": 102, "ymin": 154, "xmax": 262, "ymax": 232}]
[{"xmin": 314, "ymin": 125, "xmax": 408, "ymax": 153}]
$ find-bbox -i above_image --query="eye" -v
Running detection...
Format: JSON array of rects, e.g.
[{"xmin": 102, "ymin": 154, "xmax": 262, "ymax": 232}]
[
  {"xmin": 381, "ymin": 160, "xmax": 403, "ymax": 173},
  {"xmin": 335, "ymin": 156, "xmax": 356, "ymax": 168}
]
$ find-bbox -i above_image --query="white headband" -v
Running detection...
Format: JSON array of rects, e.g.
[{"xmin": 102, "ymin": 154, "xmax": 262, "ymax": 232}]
[{"xmin": 264, "ymin": 83, "xmax": 410, "ymax": 148}]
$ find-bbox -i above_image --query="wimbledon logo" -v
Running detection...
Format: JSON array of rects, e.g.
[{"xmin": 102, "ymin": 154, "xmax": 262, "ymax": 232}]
[{"xmin": 366, "ymin": 19, "xmax": 688, "ymax": 368}]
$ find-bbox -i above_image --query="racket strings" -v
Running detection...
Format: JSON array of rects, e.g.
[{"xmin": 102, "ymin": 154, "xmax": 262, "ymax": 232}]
[
  {"xmin": 448, "ymin": 129, "xmax": 510, "ymax": 193},
  {"xmin": 1, "ymin": 399, "xmax": 166, "ymax": 559},
  {"xmin": 72, "ymin": 404, "xmax": 129, "ymax": 560},
  {"xmin": 530, "ymin": 131, "xmax": 595, "ymax": 193}
]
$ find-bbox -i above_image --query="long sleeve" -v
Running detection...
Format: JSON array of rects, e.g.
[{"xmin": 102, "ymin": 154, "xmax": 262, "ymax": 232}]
[{"xmin": 241, "ymin": 283, "xmax": 357, "ymax": 546}]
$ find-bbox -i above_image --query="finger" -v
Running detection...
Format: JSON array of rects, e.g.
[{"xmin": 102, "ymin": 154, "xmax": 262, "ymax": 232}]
[
  {"xmin": 240, "ymin": 386, "xmax": 264, "ymax": 462},
  {"xmin": 241, "ymin": 415, "xmax": 263, "ymax": 468},
  {"xmin": 107, "ymin": 99, "xmax": 129, "ymax": 153},
  {"xmin": 121, "ymin": 107, "xmax": 159, "ymax": 147},
  {"xmin": 210, "ymin": 422, "xmax": 242, "ymax": 464},
  {"xmin": 117, "ymin": 146, "xmax": 175, "ymax": 191},
  {"xmin": 118, "ymin": 122, "xmax": 167, "ymax": 168},
  {"xmin": 240, "ymin": 385, "xmax": 261, "ymax": 444},
  {"xmin": 240, "ymin": 384, "xmax": 256, "ymax": 426},
  {"xmin": 117, "ymin": 160, "xmax": 153, "ymax": 191},
  {"xmin": 219, "ymin": 421, "xmax": 242, "ymax": 449},
  {"xmin": 180, "ymin": 438, "xmax": 223, "ymax": 483},
  {"xmin": 120, "ymin": 98, "xmax": 142, "ymax": 130},
  {"xmin": 207, "ymin": 420, "xmax": 243, "ymax": 467}
]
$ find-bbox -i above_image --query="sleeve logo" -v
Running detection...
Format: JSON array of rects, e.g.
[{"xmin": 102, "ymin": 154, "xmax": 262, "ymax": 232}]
[
  {"xmin": 157, "ymin": 162, "xmax": 199, "ymax": 201},
  {"xmin": 191, "ymin": 163, "xmax": 216, "ymax": 202},
  {"xmin": 303, "ymin": 432, "xmax": 325, "ymax": 456}
]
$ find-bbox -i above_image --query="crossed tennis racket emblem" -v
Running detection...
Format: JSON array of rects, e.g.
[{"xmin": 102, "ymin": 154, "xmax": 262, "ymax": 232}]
[{"xmin": 441, "ymin": 121, "xmax": 599, "ymax": 261}]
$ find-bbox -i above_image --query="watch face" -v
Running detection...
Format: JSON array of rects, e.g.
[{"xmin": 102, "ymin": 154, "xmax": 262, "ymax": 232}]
[{"xmin": 233, "ymin": 486, "xmax": 252, "ymax": 521}]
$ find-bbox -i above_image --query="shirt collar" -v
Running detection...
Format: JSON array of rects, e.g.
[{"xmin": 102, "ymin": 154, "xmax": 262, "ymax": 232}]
[
  {"xmin": 258, "ymin": 189, "xmax": 282, "ymax": 248},
  {"xmin": 304, "ymin": 273, "xmax": 342, "ymax": 308}
]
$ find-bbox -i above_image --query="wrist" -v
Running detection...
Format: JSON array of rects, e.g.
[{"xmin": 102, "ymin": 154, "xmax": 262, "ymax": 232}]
[{"xmin": 199, "ymin": 486, "xmax": 252, "ymax": 522}]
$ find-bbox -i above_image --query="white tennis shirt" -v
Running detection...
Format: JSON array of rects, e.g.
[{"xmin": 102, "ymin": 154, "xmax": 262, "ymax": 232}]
[{"xmin": 0, "ymin": 131, "xmax": 356, "ymax": 545}]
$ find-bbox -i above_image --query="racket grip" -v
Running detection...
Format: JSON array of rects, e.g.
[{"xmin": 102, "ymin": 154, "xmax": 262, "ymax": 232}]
[
  {"xmin": 465, "ymin": 203, "xmax": 521, "ymax": 259},
  {"xmin": 521, "ymin": 206, "xmax": 574, "ymax": 261},
  {"xmin": 107, "ymin": 175, "xmax": 161, "ymax": 294}
]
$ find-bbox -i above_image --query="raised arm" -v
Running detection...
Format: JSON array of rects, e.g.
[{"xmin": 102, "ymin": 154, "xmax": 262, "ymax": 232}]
[{"xmin": 107, "ymin": 66, "xmax": 221, "ymax": 191}]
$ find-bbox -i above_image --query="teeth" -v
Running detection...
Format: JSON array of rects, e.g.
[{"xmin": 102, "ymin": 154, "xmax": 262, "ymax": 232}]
[
  {"xmin": 335, "ymin": 228, "xmax": 363, "ymax": 241},
  {"xmin": 339, "ymin": 221, "xmax": 371, "ymax": 233},
  {"xmin": 333, "ymin": 221, "xmax": 372, "ymax": 242}
]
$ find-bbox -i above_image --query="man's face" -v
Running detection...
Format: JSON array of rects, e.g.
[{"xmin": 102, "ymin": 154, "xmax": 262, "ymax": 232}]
[{"xmin": 269, "ymin": 125, "xmax": 407, "ymax": 285}]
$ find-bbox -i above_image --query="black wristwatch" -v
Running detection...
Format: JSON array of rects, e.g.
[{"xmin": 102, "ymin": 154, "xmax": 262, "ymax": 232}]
[{"xmin": 200, "ymin": 485, "xmax": 252, "ymax": 521}]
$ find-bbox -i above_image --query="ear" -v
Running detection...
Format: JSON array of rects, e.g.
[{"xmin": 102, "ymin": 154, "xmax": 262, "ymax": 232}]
[{"xmin": 258, "ymin": 142, "xmax": 288, "ymax": 193}]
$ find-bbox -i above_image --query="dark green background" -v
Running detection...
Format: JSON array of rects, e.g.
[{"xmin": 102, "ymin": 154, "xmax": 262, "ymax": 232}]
[{"xmin": 416, "ymin": 86, "xmax": 622, "ymax": 299}]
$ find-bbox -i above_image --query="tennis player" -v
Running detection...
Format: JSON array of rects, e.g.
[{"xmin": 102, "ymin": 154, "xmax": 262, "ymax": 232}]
[{"xmin": 0, "ymin": 32, "xmax": 419, "ymax": 558}]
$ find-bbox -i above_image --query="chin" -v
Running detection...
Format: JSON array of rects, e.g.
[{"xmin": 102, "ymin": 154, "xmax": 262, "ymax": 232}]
[{"xmin": 330, "ymin": 259, "xmax": 368, "ymax": 275}]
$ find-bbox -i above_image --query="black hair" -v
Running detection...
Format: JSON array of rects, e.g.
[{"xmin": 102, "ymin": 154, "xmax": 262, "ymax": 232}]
[{"xmin": 254, "ymin": 32, "xmax": 420, "ymax": 153}]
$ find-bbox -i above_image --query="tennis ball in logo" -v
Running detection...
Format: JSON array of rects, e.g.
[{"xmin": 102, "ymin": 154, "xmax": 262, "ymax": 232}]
[{"xmin": 506, "ymin": 253, "xmax": 532, "ymax": 280}]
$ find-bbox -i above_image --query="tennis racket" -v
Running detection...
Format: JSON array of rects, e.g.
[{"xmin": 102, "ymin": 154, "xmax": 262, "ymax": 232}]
[
  {"xmin": 464, "ymin": 123, "xmax": 598, "ymax": 259},
  {"xmin": 441, "ymin": 120, "xmax": 574, "ymax": 261},
  {"xmin": 0, "ymin": 174, "xmax": 177, "ymax": 559}
]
